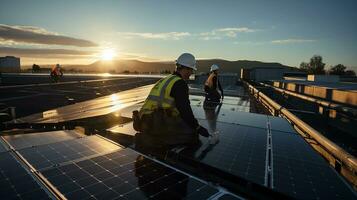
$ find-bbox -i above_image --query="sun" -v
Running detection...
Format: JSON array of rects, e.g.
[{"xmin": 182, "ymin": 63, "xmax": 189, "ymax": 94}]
[{"xmin": 100, "ymin": 49, "xmax": 116, "ymax": 60}]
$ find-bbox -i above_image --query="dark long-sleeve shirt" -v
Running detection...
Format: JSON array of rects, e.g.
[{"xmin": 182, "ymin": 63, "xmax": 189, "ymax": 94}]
[{"xmin": 170, "ymin": 72, "xmax": 199, "ymax": 129}]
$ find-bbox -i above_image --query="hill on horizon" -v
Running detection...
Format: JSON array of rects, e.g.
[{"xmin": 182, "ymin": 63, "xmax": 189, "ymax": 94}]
[{"xmin": 65, "ymin": 59, "xmax": 296, "ymax": 74}]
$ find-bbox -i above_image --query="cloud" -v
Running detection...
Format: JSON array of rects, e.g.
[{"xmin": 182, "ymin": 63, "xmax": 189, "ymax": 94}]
[
  {"xmin": 0, "ymin": 24, "xmax": 98, "ymax": 47},
  {"xmin": 118, "ymin": 32, "xmax": 190, "ymax": 40},
  {"xmin": 117, "ymin": 27, "xmax": 257, "ymax": 41},
  {"xmin": 199, "ymin": 27, "xmax": 258, "ymax": 40},
  {"xmin": 233, "ymin": 41, "xmax": 266, "ymax": 45},
  {"xmin": 0, "ymin": 47, "xmax": 95, "ymax": 58},
  {"xmin": 271, "ymin": 39, "xmax": 316, "ymax": 44}
]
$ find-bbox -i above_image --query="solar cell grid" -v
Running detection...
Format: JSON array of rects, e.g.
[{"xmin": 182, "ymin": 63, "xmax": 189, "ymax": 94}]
[
  {"xmin": 40, "ymin": 148, "xmax": 220, "ymax": 200},
  {"xmin": 0, "ymin": 152, "xmax": 51, "ymax": 200},
  {"xmin": 272, "ymin": 130, "xmax": 357, "ymax": 199},
  {"xmin": 3, "ymin": 130, "xmax": 83, "ymax": 150},
  {"xmin": 18, "ymin": 135, "xmax": 121, "ymax": 170},
  {"xmin": 267, "ymin": 116, "xmax": 296, "ymax": 133},
  {"xmin": 192, "ymin": 107, "xmax": 269, "ymax": 129},
  {"xmin": 179, "ymin": 120, "xmax": 268, "ymax": 186},
  {"xmin": 0, "ymin": 139, "xmax": 7, "ymax": 152},
  {"xmin": 218, "ymin": 193, "xmax": 242, "ymax": 200}
]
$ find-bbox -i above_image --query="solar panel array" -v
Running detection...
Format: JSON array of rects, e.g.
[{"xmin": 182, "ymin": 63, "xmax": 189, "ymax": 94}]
[
  {"xmin": 1, "ymin": 131, "xmax": 241, "ymax": 200},
  {"xmin": 161, "ymin": 101, "xmax": 357, "ymax": 199}
]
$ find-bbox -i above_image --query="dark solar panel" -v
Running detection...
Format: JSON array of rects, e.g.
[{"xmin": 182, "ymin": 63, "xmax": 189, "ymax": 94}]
[
  {"xmin": 18, "ymin": 135, "xmax": 121, "ymax": 170},
  {"xmin": 272, "ymin": 130, "xmax": 356, "ymax": 199},
  {"xmin": 181, "ymin": 120, "xmax": 268, "ymax": 186},
  {"xmin": 218, "ymin": 193, "xmax": 242, "ymax": 200},
  {"xmin": 40, "ymin": 148, "xmax": 220, "ymax": 200},
  {"xmin": 3, "ymin": 130, "xmax": 83, "ymax": 150},
  {"xmin": 0, "ymin": 152, "xmax": 51, "ymax": 199},
  {"xmin": 268, "ymin": 116, "xmax": 296, "ymax": 133},
  {"xmin": 192, "ymin": 106, "xmax": 269, "ymax": 129},
  {"xmin": 190, "ymin": 96, "xmax": 251, "ymax": 113},
  {"xmin": 0, "ymin": 140, "xmax": 7, "ymax": 153}
]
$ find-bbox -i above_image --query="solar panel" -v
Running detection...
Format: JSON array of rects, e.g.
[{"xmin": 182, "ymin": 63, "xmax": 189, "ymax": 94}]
[
  {"xmin": 18, "ymin": 135, "xmax": 121, "ymax": 170},
  {"xmin": 271, "ymin": 130, "xmax": 356, "ymax": 199},
  {"xmin": 192, "ymin": 106, "xmax": 269, "ymax": 129},
  {"xmin": 0, "ymin": 152, "xmax": 51, "ymax": 199},
  {"xmin": 16, "ymin": 84, "xmax": 153, "ymax": 123},
  {"xmin": 218, "ymin": 193, "xmax": 243, "ymax": 200},
  {"xmin": 177, "ymin": 120, "xmax": 268, "ymax": 186},
  {"xmin": 40, "ymin": 148, "xmax": 221, "ymax": 200},
  {"xmin": 0, "ymin": 139, "xmax": 8, "ymax": 153},
  {"xmin": 268, "ymin": 116, "xmax": 296, "ymax": 133},
  {"xmin": 3, "ymin": 130, "xmax": 83, "ymax": 150}
]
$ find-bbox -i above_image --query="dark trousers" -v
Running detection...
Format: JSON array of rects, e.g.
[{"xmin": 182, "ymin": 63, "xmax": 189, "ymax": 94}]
[
  {"xmin": 204, "ymin": 86, "xmax": 221, "ymax": 103},
  {"xmin": 139, "ymin": 112, "xmax": 198, "ymax": 146}
]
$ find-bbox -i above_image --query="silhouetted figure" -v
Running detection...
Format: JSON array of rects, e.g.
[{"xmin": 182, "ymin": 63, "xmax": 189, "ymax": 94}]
[
  {"xmin": 50, "ymin": 64, "xmax": 63, "ymax": 82},
  {"xmin": 204, "ymin": 64, "xmax": 224, "ymax": 103}
]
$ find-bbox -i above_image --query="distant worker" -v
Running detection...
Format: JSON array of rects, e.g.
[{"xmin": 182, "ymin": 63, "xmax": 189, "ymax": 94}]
[
  {"xmin": 204, "ymin": 64, "xmax": 224, "ymax": 103},
  {"xmin": 50, "ymin": 64, "xmax": 63, "ymax": 82},
  {"xmin": 133, "ymin": 53, "xmax": 209, "ymax": 146}
]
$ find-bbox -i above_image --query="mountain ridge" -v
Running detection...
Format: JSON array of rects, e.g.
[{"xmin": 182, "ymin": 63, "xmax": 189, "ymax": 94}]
[{"xmin": 66, "ymin": 59, "xmax": 296, "ymax": 74}]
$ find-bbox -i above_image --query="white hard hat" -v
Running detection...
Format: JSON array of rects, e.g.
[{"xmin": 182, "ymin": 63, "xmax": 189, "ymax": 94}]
[
  {"xmin": 210, "ymin": 64, "xmax": 219, "ymax": 72},
  {"xmin": 176, "ymin": 53, "xmax": 197, "ymax": 70}
]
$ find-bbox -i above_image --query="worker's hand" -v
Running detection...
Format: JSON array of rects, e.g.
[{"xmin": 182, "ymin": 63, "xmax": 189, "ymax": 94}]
[{"xmin": 197, "ymin": 126, "xmax": 209, "ymax": 137}]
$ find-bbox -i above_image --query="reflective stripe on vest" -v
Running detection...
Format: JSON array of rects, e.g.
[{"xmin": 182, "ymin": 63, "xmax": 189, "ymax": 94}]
[{"xmin": 139, "ymin": 74, "xmax": 181, "ymax": 117}]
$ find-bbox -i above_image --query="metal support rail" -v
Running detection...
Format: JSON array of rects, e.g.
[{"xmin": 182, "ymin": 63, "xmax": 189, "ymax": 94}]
[{"xmin": 243, "ymin": 81, "xmax": 357, "ymax": 189}]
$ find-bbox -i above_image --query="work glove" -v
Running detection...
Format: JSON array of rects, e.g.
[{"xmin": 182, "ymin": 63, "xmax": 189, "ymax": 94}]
[{"xmin": 197, "ymin": 126, "xmax": 209, "ymax": 137}]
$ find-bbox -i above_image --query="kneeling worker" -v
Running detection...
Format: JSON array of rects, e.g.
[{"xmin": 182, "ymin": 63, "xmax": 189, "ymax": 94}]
[{"xmin": 133, "ymin": 53, "xmax": 209, "ymax": 146}]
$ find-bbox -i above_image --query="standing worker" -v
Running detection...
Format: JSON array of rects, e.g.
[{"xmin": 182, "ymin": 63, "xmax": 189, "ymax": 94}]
[
  {"xmin": 133, "ymin": 53, "xmax": 209, "ymax": 146},
  {"xmin": 204, "ymin": 64, "xmax": 224, "ymax": 103}
]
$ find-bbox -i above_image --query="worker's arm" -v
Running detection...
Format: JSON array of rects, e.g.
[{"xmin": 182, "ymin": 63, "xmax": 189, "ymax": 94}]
[{"xmin": 170, "ymin": 80, "xmax": 199, "ymax": 129}]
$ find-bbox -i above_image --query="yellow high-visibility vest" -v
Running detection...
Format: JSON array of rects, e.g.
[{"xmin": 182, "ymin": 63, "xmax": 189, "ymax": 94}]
[
  {"xmin": 139, "ymin": 74, "xmax": 181, "ymax": 117},
  {"xmin": 205, "ymin": 73, "xmax": 216, "ymax": 89}
]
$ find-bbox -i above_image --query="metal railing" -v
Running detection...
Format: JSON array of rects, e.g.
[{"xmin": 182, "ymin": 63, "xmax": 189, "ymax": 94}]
[{"xmin": 244, "ymin": 81, "xmax": 357, "ymax": 189}]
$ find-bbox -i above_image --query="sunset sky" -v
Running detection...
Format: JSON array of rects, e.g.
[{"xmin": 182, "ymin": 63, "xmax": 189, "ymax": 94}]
[{"xmin": 1, "ymin": 0, "xmax": 356, "ymax": 69}]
